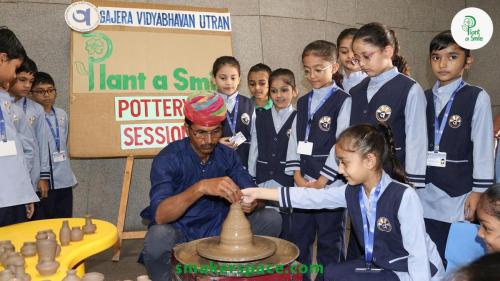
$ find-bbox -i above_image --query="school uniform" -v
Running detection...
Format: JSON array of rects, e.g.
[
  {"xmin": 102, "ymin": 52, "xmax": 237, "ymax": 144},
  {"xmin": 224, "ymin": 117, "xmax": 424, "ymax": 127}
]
[
  {"xmin": 320, "ymin": 68, "xmax": 427, "ymax": 261},
  {"xmin": 35, "ymin": 106, "xmax": 77, "ymax": 219},
  {"xmin": 321, "ymin": 67, "xmax": 428, "ymax": 188},
  {"xmin": 248, "ymin": 105, "xmax": 296, "ymax": 238},
  {"xmin": 278, "ymin": 172, "xmax": 445, "ymax": 281},
  {"xmin": 14, "ymin": 97, "xmax": 50, "ymax": 189},
  {"xmin": 249, "ymin": 105, "xmax": 296, "ymax": 187},
  {"xmin": 284, "ymin": 82, "xmax": 351, "ymax": 281},
  {"xmin": 341, "ymin": 70, "xmax": 368, "ymax": 94},
  {"xmin": 219, "ymin": 92, "xmax": 255, "ymax": 170},
  {"xmin": 0, "ymin": 91, "xmax": 39, "ymax": 226},
  {"xmin": 418, "ymin": 78, "xmax": 494, "ymax": 261}
]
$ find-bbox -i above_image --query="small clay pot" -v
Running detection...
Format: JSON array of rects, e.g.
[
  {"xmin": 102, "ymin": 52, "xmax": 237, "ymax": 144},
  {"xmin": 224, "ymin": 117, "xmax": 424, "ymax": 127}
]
[
  {"xmin": 21, "ymin": 242, "xmax": 37, "ymax": 257},
  {"xmin": 62, "ymin": 269, "xmax": 81, "ymax": 281},
  {"xmin": 70, "ymin": 227, "xmax": 84, "ymax": 242},
  {"xmin": 60, "ymin": 221, "xmax": 71, "ymax": 246},
  {"xmin": 83, "ymin": 215, "xmax": 97, "ymax": 234},
  {"xmin": 81, "ymin": 272, "xmax": 104, "ymax": 281}
]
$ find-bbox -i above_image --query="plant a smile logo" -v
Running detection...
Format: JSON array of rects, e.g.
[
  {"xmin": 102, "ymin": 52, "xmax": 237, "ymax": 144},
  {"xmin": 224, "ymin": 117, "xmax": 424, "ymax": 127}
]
[{"xmin": 451, "ymin": 7, "xmax": 493, "ymax": 50}]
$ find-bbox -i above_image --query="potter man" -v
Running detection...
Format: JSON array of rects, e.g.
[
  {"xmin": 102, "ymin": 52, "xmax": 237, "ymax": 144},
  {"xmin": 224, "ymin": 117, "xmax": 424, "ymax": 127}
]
[{"xmin": 141, "ymin": 92, "xmax": 282, "ymax": 281}]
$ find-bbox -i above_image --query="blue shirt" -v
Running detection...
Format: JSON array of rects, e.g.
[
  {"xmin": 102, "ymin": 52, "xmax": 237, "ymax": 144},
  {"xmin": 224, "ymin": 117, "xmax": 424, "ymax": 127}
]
[
  {"xmin": 14, "ymin": 97, "xmax": 50, "ymax": 188},
  {"xmin": 144, "ymin": 137, "xmax": 255, "ymax": 241},
  {"xmin": 0, "ymin": 91, "xmax": 39, "ymax": 207},
  {"xmin": 45, "ymin": 107, "xmax": 77, "ymax": 189}
]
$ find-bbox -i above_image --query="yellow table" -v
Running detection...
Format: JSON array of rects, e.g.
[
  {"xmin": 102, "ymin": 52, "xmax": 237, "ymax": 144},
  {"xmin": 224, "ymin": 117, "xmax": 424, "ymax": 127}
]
[{"xmin": 0, "ymin": 218, "xmax": 118, "ymax": 280}]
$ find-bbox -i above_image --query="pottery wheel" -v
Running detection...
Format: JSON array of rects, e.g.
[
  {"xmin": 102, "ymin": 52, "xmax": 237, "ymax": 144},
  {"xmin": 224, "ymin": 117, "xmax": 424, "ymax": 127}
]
[
  {"xmin": 174, "ymin": 236, "xmax": 300, "ymax": 277},
  {"xmin": 196, "ymin": 235, "xmax": 276, "ymax": 262}
]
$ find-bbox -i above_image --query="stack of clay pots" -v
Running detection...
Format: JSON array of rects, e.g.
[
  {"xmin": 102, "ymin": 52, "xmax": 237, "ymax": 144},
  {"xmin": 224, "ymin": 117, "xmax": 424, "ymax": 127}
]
[
  {"xmin": 0, "ymin": 240, "xmax": 15, "ymax": 266},
  {"xmin": 0, "ymin": 241, "xmax": 31, "ymax": 281}
]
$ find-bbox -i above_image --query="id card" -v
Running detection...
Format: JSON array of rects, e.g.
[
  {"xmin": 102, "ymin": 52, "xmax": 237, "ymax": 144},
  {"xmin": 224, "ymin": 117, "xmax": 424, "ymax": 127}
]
[
  {"xmin": 0, "ymin": 141, "xmax": 17, "ymax": 157},
  {"xmin": 297, "ymin": 141, "xmax": 313, "ymax": 156},
  {"xmin": 52, "ymin": 151, "xmax": 67, "ymax": 163},
  {"xmin": 427, "ymin": 151, "xmax": 447, "ymax": 167},
  {"xmin": 229, "ymin": 132, "xmax": 247, "ymax": 147}
]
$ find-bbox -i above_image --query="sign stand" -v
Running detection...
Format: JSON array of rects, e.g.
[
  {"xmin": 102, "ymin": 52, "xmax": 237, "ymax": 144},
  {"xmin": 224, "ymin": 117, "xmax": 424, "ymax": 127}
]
[{"xmin": 112, "ymin": 155, "xmax": 146, "ymax": 261}]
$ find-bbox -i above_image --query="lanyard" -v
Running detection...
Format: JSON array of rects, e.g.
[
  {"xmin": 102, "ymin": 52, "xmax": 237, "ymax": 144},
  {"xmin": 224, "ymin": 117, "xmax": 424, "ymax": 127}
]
[
  {"xmin": 226, "ymin": 95, "xmax": 239, "ymax": 135},
  {"xmin": 45, "ymin": 107, "xmax": 61, "ymax": 152},
  {"xmin": 433, "ymin": 81, "xmax": 464, "ymax": 152},
  {"xmin": 22, "ymin": 97, "xmax": 27, "ymax": 113},
  {"xmin": 0, "ymin": 106, "xmax": 6, "ymax": 142},
  {"xmin": 359, "ymin": 181, "xmax": 382, "ymax": 267},
  {"xmin": 304, "ymin": 87, "xmax": 337, "ymax": 141}
]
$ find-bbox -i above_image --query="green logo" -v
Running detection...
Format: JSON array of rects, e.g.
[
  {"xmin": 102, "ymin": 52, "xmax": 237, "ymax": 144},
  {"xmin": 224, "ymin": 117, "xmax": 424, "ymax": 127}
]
[
  {"xmin": 75, "ymin": 32, "xmax": 113, "ymax": 91},
  {"xmin": 462, "ymin": 15, "xmax": 483, "ymax": 42}
]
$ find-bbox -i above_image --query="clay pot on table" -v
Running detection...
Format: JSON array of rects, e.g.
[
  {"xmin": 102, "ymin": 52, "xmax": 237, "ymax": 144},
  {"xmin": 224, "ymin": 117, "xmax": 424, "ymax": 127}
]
[
  {"xmin": 20, "ymin": 242, "xmax": 37, "ymax": 257},
  {"xmin": 60, "ymin": 221, "xmax": 71, "ymax": 246},
  {"xmin": 35, "ymin": 239, "xmax": 59, "ymax": 276},
  {"xmin": 70, "ymin": 227, "xmax": 84, "ymax": 242},
  {"xmin": 83, "ymin": 215, "xmax": 97, "ymax": 234}
]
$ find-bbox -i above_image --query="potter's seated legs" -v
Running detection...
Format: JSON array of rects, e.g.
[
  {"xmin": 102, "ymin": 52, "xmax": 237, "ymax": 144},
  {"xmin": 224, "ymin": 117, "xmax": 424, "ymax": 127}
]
[{"xmin": 143, "ymin": 224, "xmax": 185, "ymax": 281}]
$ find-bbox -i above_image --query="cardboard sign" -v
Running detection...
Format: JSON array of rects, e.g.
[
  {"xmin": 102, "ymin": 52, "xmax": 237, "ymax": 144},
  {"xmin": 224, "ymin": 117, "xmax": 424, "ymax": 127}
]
[{"xmin": 69, "ymin": 0, "xmax": 232, "ymax": 157}]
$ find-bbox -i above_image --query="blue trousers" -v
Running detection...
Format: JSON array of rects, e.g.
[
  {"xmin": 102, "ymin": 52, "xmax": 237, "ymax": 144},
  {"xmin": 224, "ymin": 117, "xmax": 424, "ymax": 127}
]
[
  {"xmin": 0, "ymin": 204, "xmax": 27, "ymax": 227},
  {"xmin": 285, "ymin": 209, "xmax": 345, "ymax": 281},
  {"xmin": 32, "ymin": 187, "xmax": 73, "ymax": 219},
  {"xmin": 142, "ymin": 207, "xmax": 282, "ymax": 281},
  {"xmin": 425, "ymin": 218, "xmax": 451, "ymax": 267}
]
